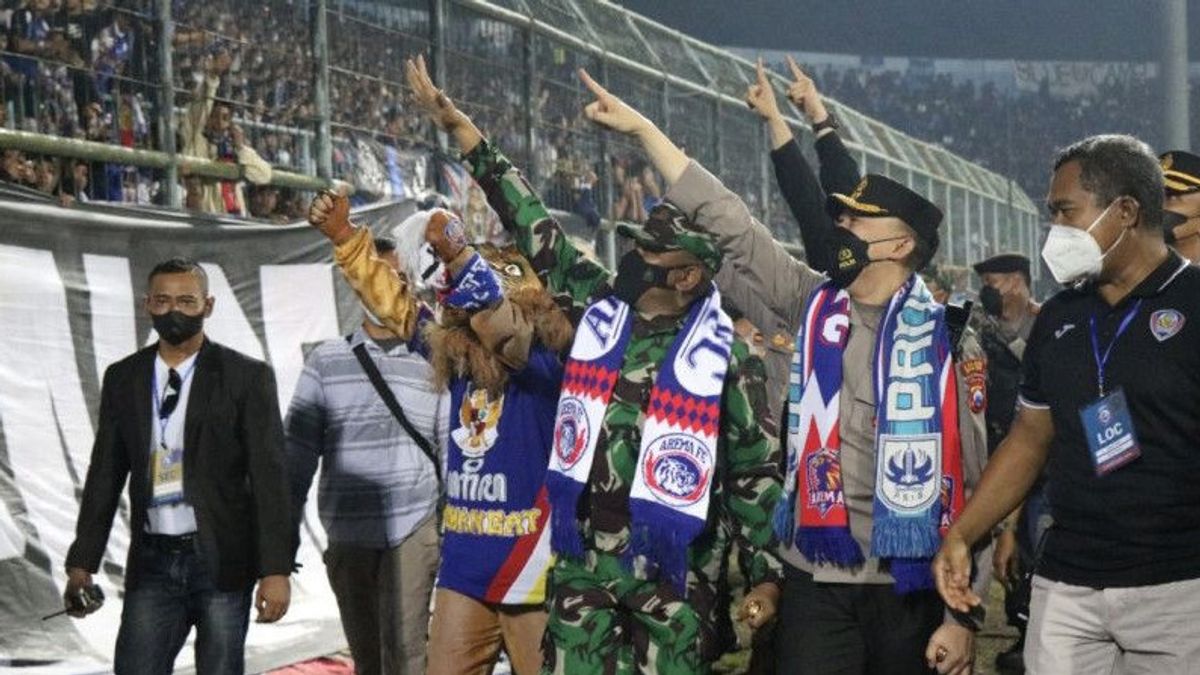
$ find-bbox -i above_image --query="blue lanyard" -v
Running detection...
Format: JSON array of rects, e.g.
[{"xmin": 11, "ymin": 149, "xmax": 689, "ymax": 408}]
[
  {"xmin": 1088, "ymin": 300, "xmax": 1142, "ymax": 397},
  {"xmin": 152, "ymin": 360, "xmax": 198, "ymax": 448}
]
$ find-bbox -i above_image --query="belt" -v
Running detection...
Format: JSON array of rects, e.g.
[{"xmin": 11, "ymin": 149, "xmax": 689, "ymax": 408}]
[{"xmin": 143, "ymin": 532, "xmax": 197, "ymax": 553}]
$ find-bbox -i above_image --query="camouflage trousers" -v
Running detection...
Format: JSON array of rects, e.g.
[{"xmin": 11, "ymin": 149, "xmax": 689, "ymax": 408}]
[{"xmin": 542, "ymin": 554, "xmax": 710, "ymax": 675}]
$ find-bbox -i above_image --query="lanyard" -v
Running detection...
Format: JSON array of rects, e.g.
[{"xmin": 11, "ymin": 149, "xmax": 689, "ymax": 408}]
[
  {"xmin": 152, "ymin": 360, "xmax": 198, "ymax": 448},
  {"xmin": 1088, "ymin": 300, "xmax": 1142, "ymax": 397}
]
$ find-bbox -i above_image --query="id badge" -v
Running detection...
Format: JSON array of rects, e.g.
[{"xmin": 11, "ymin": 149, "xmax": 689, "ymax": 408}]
[
  {"xmin": 1079, "ymin": 388, "xmax": 1141, "ymax": 476},
  {"xmin": 151, "ymin": 443, "xmax": 185, "ymax": 506}
]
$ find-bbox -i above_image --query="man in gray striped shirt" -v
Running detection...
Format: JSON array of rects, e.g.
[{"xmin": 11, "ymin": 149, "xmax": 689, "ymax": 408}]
[{"xmin": 286, "ymin": 236, "xmax": 450, "ymax": 675}]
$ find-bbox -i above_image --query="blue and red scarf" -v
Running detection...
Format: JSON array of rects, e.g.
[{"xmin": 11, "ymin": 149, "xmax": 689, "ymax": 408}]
[
  {"xmin": 774, "ymin": 276, "xmax": 963, "ymax": 592},
  {"xmin": 546, "ymin": 288, "xmax": 733, "ymax": 596}
]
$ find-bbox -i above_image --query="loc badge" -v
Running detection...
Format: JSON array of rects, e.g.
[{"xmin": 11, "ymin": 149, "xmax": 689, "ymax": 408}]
[{"xmin": 1080, "ymin": 388, "xmax": 1141, "ymax": 476}]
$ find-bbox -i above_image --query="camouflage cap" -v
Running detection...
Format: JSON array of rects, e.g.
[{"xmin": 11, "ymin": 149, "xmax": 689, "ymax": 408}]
[{"xmin": 616, "ymin": 201, "xmax": 723, "ymax": 274}]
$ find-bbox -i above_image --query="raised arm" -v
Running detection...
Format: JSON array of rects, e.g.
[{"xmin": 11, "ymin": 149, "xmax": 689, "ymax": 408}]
[
  {"xmin": 308, "ymin": 191, "xmax": 420, "ymax": 341},
  {"xmin": 745, "ymin": 58, "xmax": 838, "ymax": 272},
  {"xmin": 578, "ymin": 68, "xmax": 825, "ymax": 331},
  {"xmin": 406, "ymin": 55, "xmax": 609, "ymax": 321},
  {"xmin": 745, "ymin": 57, "xmax": 862, "ymax": 274},
  {"xmin": 783, "ymin": 56, "xmax": 860, "ymax": 196}
]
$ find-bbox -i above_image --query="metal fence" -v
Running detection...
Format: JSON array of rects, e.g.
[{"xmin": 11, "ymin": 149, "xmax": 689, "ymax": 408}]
[{"xmin": 0, "ymin": 0, "xmax": 1042, "ymax": 283}]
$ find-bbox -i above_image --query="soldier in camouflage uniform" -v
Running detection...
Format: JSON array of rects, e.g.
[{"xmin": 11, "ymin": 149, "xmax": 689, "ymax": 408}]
[{"xmin": 405, "ymin": 55, "xmax": 783, "ymax": 675}]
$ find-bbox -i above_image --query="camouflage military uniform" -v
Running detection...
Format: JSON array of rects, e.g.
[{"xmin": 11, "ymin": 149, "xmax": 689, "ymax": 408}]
[{"xmin": 463, "ymin": 139, "xmax": 782, "ymax": 674}]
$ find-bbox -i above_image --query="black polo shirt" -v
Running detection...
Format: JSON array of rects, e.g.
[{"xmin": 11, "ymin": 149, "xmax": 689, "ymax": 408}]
[{"xmin": 1019, "ymin": 251, "xmax": 1200, "ymax": 588}]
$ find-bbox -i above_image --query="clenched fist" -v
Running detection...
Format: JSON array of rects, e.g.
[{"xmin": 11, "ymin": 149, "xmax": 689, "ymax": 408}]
[
  {"xmin": 308, "ymin": 188, "xmax": 354, "ymax": 245},
  {"xmin": 424, "ymin": 208, "xmax": 468, "ymax": 263}
]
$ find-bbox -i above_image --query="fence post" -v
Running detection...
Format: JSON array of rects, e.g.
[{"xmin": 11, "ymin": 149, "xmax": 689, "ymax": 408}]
[
  {"xmin": 312, "ymin": 0, "xmax": 333, "ymax": 180},
  {"xmin": 660, "ymin": 76, "xmax": 670, "ymax": 136},
  {"xmin": 430, "ymin": 0, "xmax": 448, "ymax": 153},
  {"xmin": 523, "ymin": 17, "xmax": 536, "ymax": 183},
  {"xmin": 711, "ymin": 98, "xmax": 723, "ymax": 178},
  {"xmin": 156, "ymin": 0, "xmax": 179, "ymax": 207},
  {"xmin": 759, "ymin": 120, "xmax": 770, "ymax": 236},
  {"xmin": 599, "ymin": 59, "xmax": 616, "ymax": 271}
]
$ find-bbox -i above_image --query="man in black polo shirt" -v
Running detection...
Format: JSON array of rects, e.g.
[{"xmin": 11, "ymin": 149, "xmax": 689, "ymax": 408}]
[{"xmin": 934, "ymin": 134, "xmax": 1200, "ymax": 674}]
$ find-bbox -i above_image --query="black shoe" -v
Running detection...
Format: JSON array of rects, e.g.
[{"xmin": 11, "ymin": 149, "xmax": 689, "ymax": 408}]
[{"xmin": 995, "ymin": 639, "xmax": 1025, "ymax": 672}]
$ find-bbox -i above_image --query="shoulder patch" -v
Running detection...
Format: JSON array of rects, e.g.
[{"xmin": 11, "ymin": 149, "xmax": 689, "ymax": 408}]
[{"xmin": 959, "ymin": 357, "xmax": 987, "ymax": 414}]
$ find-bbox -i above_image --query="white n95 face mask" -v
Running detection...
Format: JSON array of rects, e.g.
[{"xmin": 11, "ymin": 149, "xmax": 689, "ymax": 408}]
[{"xmin": 1040, "ymin": 202, "xmax": 1120, "ymax": 285}]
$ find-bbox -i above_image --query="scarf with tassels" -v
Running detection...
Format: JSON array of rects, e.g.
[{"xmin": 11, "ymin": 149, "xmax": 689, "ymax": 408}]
[
  {"xmin": 773, "ymin": 275, "xmax": 963, "ymax": 593},
  {"xmin": 546, "ymin": 288, "xmax": 733, "ymax": 597}
]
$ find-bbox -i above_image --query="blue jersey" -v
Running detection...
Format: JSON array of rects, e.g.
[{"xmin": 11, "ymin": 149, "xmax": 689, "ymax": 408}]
[{"xmin": 437, "ymin": 345, "xmax": 561, "ymax": 604}]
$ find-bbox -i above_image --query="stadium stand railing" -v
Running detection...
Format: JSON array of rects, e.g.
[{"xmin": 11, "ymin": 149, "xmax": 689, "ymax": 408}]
[{"xmin": 0, "ymin": 0, "xmax": 1042, "ymax": 285}]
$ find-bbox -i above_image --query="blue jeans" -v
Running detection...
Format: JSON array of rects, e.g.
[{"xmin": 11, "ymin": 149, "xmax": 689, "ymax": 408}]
[{"xmin": 114, "ymin": 537, "xmax": 253, "ymax": 675}]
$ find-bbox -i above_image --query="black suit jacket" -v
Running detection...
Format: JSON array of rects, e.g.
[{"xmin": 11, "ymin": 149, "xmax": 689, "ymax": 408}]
[{"xmin": 66, "ymin": 339, "xmax": 294, "ymax": 591}]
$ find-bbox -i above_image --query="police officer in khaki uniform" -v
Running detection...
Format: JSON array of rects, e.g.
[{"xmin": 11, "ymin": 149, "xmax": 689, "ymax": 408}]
[
  {"xmin": 972, "ymin": 253, "xmax": 1043, "ymax": 672},
  {"xmin": 1160, "ymin": 150, "xmax": 1200, "ymax": 263}
]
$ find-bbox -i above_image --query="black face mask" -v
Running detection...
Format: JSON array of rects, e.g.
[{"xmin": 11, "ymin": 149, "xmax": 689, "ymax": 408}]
[
  {"xmin": 612, "ymin": 250, "xmax": 676, "ymax": 306},
  {"xmin": 1163, "ymin": 210, "xmax": 1192, "ymax": 245},
  {"xmin": 152, "ymin": 310, "xmax": 205, "ymax": 346},
  {"xmin": 979, "ymin": 284, "xmax": 1004, "ymax": 317},
  {"xmin": 826, "ymin": 228, "xmax": 909, "ymax": 288}
]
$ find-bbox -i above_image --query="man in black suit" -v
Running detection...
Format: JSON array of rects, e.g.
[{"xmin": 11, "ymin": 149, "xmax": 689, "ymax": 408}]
[{"xmin": 63, "ymin": 258, "xmax": 294, "ymax": 675}]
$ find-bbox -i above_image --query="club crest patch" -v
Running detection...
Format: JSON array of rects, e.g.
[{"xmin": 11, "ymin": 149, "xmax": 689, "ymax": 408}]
[
  {"xmin": 1149, "ymin": 309, "xmax": 1185, "ymax": 342},
  {"xmin": 877, "ymin": 435, "xmax": 942, "ymax": 514},
  {"xmin": 641, "ymin": 433, "xmax": 713, "ymax": 507},
  {"xmin": 553, "ymin": 397, "xmax": 590, "ymax": 470},
  {"xmin": 804, "ymin": 447, "xmax": 844, "ymax": 518}
]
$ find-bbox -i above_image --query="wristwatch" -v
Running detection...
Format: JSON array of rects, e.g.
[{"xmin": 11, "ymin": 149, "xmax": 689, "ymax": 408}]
[{"xmin": 812, "ymin": 113, "xmax": 840, "ymax": 134}]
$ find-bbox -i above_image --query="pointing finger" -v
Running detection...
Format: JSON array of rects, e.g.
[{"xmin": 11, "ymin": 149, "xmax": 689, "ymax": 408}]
[
  {"xmin": 578, "ymin": 68, "xmax": 608, "ymax": 99},
  {"xmin": 786, "ymin": 54, "xmax": 806, "ymax": 82}
]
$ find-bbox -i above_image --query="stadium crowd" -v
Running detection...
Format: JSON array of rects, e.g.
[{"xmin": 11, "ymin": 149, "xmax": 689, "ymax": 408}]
[{"xmin": 807, "ymin": 64, "xmax": 1200, "ymax": 200}]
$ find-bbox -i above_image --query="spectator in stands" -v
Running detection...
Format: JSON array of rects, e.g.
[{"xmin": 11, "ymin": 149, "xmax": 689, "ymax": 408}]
[
  {"xmin": 33, "ymin": 154, "xmax": 59, "ymax": 194},
  {"xmin": 247, "ymin": 184, "xmax": 286, "ymax": 223},
  {"xmin": 6, "ymin": 0, "xmax": 53, "ymax": 124},
  {"xmin": 178, "ymin": 53, "xmax": 272, "ymax": 218},
  {"xmin": 89, "ymin": 7, "xmax": 132, "ymax": 99},
  {"xmin": 57, "ymin": 157, "xmax": 88, "ymax": 204},
  {"xmin": 571, "ymin": 168, "xmax": 602, "ymax": 232},
  {"xmin": 610, "ymin": 155, "xmax": 646, "ymax": 223},
  {"xmin": 636, "ymin": 160, "xmax": 662, "ymax": 213},
  {"xmin": 0, "ymin": 148, "xmax": 30, "ymax": 185}
]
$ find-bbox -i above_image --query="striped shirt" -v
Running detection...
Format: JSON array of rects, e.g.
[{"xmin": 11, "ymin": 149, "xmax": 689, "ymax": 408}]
[{"xmin": 286, "ymin": 327, "xmax": 449, "ymax": 548}]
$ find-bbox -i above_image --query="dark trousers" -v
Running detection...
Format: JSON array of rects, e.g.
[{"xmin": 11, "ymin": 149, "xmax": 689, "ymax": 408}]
[
  {"xmin": 114, "ymin": 535, "xmax": 253, "ymax": 675},
  {"xmin": 774, "ymin": 565, "xmax": 943, "ymax": 675}
]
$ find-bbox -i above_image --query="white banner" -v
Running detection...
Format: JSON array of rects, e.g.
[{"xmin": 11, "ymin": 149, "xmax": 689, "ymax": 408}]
[{"xmin": 0, "ymin": 188, "xmax": 419, "ymax": 674}]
